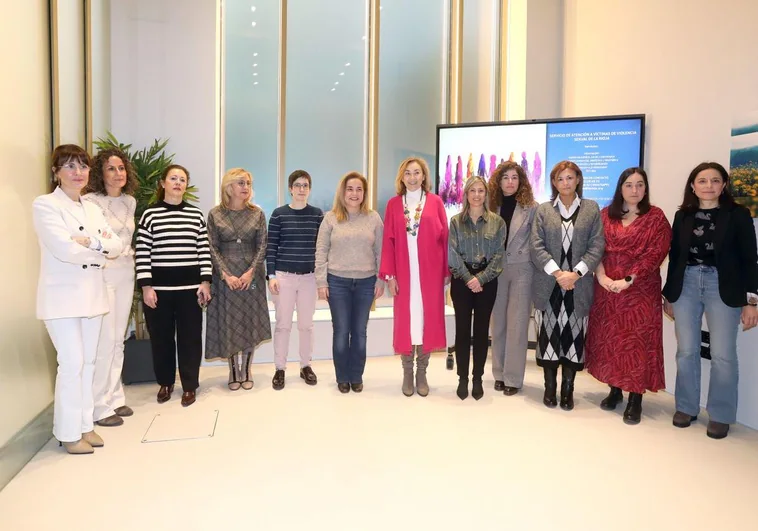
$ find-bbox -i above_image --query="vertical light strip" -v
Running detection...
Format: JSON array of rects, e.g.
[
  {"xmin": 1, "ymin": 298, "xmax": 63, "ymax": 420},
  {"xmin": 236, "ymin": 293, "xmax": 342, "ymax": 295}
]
[
  {"xmin": 50, "ymin": 0, "xmax": 61, "ymax": 146},
  {"xmin": 440, "ymin": 0, "xmax": 451, "ymax": 123},
  {"xmin": 495, "ymin": 0, "xmax": 509, "ymax": 120},
  {"xmin": 215, "ymin": 0, "xmax": 224, "ymax": 206},
  {"xmin": 277, "ymin": 0, "xmax": 288, "ymax": 207},
  {"xmin": 84, "ymin": 0, "xmax": 93, "ymax": 150},
  {"xmin": 448, "ymin": 0, "xmax": 463, "ymax": 124},
  {"xmin": 366, "ymin": 0, "xmax": 380, "ymax": 210}
]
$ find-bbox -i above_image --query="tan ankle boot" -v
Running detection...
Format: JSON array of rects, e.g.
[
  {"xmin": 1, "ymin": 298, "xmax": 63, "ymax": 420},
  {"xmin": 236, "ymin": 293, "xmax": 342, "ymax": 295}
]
[
  {"xmin": 61, "ymin": 439, "xmax": 94, "ymax": 455},
  {"xmin": 81, "ymin": 431, "xmax": 104, "ymax": 448},
  {"xmin": 415, "ymin": 349, "xmax": 430, "ymax": 397},
  {"xmin": 401, "ymin": 354, "xmax": 414, "ymax": 396}
]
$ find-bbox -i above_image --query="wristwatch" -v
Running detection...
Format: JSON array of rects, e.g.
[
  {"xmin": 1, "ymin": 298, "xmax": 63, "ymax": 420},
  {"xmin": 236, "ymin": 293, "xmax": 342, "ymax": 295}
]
[
  {"xmin": 624, "ymin": 275, "xmax": 634, "ymax": 285},
  {"xmin": 574, "ymin": 269, "xmax": 583, "ymax": 277},
  {"xmin": 748, "ymin": 294, "xmax": 758, "ymax": 307}
]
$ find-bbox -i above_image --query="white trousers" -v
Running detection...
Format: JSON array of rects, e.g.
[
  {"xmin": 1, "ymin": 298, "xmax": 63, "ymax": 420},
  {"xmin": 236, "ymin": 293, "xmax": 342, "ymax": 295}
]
[
  {"xmin": 45, "ymin": 315, "xmax": 103, "ymax": 442},
  {"xmin": 93, "ymin": 264, "xmax": 135, "ymax": 421}
]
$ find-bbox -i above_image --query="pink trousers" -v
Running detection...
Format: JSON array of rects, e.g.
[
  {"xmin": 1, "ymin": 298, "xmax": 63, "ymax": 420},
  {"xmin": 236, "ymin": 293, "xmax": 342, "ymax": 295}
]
[{"xmin": 273, "ymin": 271, "xmax": 317, "ymax": 370}]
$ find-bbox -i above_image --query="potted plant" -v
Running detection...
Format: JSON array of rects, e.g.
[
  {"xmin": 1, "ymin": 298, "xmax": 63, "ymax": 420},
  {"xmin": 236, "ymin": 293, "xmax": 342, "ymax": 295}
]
[{"xmin": 93, "ymin": 133, "xmax": 199, "ymax": 383}]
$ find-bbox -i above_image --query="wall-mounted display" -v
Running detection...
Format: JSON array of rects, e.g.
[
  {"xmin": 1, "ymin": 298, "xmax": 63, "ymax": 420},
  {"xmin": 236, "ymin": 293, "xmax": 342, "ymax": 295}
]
[{"xmin": 436, "ymin": 114, "xmax": 646, "ymax": 221}]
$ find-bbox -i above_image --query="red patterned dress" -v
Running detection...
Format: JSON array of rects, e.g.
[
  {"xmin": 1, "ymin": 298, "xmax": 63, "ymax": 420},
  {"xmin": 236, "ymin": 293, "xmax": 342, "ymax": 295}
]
[{"xmin": 586, "ymin": 206, "xmax": 671, "ymax": 393}]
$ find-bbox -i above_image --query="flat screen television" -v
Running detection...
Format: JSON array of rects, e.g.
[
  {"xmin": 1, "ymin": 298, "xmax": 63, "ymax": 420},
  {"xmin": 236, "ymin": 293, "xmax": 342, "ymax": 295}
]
[{"xmin": 435, "ymin": 114, "xmax": 646, "ymax": 221}]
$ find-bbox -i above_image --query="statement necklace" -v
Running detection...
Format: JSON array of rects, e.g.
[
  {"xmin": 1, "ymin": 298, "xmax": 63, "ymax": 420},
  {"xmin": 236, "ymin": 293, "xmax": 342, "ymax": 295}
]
[{"xmin": 403, "ymin": 191, "xmax": 425, "ymax": 236}]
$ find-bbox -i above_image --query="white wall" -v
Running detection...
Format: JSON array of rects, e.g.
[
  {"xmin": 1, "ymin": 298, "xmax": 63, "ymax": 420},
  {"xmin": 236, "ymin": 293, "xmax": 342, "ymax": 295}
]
[
  {"xmin": 0, "ymin": 1, "xmax": 56, "ymax": 446},
  {"xmin": 563, "ymin": 0, "xmax": 758, "ymax": 428},
  {"xmin": 525, "ymin": 0, "xmax": 563, "ymax": 120},
  {"xmin": 110, "ymin": 0, "xmax": 219, "ymax": 214}
]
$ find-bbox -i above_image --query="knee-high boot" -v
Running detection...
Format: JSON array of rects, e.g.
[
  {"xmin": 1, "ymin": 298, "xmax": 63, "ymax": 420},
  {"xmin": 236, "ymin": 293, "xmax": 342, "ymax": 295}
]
[
  {"xmin": 228, "ymin": 355, "xmax": 242, "ymax": 391},
  {"xmin": 240, "ymin": 350, "xmax": 254, "ymax": 390},
  {"xmin": 401, "ymin": 352, "xmax": 415, "ymax": 397},
  {"xmin": 415, "ymin": 346, "xmax": 430, "ymax": 397},
  {"xmin": 560, "ymin": 365, "xmax": 576, "ymax": 411},
  {"xmin": 543, "ymin": 365, "xmax": 558, "ymax": 408}
]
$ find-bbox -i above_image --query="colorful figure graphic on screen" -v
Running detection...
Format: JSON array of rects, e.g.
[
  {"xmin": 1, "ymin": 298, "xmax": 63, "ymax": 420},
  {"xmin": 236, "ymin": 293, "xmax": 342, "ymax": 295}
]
[
  {"xmin": 455, "ymin": 156, "xmax": 464, "ymax": 203},
  {"xmin": 478, "ymin": 154, "xmax": 487, "ymax": 177},
  {"xmin": 520, "ymin": 151, "xmax": 530, "ymax": 178},
  {"xmin": 508, "ymin": 152, "xmax": 515, "ymax": 163},
  {"xmin": 533, "ymin": 152, "xmax": 543, "ymax": 195},
  {"xmin": 489, "ymin": 155, "xmax": 497, "ymax": 177},
  {"xmin": 440, "ymin": 155, "xmax": 452, "ymax": 204},
  {"xmin": 466, "ymin": 153, "xmax": 474, "ymax": 180}
]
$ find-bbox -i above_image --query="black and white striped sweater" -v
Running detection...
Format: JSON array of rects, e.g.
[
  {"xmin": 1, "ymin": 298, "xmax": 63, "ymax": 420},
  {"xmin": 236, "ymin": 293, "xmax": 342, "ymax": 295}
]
[{"xmin": 136, "ymin": 201, "xmax": 212, "ymax": 290}]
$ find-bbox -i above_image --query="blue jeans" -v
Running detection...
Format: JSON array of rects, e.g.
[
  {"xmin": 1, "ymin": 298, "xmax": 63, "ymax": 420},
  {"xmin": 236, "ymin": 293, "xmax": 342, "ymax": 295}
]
[
  {"xmin": 672, "ymin": 266, "xmax": 741, "ymax": 424},
  {"xmin": 327, "ymin": 274, "xmax": 376, "ymax": 384}
]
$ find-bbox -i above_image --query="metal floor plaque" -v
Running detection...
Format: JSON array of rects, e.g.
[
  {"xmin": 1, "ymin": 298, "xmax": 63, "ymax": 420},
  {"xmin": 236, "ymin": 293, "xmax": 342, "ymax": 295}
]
[{"xmin": 141, "ymin": 410, "xmax": 219, "ymax": 443}]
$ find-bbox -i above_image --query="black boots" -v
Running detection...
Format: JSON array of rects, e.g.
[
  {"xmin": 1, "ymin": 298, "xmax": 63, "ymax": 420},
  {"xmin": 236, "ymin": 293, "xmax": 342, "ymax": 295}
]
[
  {"xmin": 559, "ymin": 366, "xmax": 576, "ymax": 411},
  {"xmin": 471, "ymin": 379, "xmax": 484, "ymax": 401},
  {"xmin": 456, "ymin": 378, "xmax": 469, "ymax": 400},
  {"xmin": 623, "ymin": 392, "xmax": 643, "ymax": 425},
  {"xmin": 544, "ymin": 365, "xmax": 577, "ymax": 410},
  {"xmin": 542, "ymin": 366, "xmax": 558, "ymax": 408},
  {"xmin": 600, "ymin": 386, "xmax": 624, "ymax": 410}
]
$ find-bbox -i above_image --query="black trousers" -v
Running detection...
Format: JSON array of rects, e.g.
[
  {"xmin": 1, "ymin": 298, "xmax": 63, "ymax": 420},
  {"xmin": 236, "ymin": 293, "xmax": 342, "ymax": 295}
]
[
  {"xmin": 450, "ymin": 276, "xmax": 498, "ymax": 380},
  {"xmin": 143, "ymin": 289, "xmax": 202, "ymax": 392}
]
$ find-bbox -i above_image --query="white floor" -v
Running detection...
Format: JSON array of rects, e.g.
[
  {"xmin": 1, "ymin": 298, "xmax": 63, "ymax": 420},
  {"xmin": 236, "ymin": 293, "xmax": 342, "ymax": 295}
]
[{"xmin": 2, "ymin": 354, "xmax": 758, "ymax": 531}]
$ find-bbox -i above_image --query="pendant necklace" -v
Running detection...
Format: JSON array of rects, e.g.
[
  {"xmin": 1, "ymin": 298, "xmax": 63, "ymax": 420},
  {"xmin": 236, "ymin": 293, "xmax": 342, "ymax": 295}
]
[{"xmin": 228, "ymin": 209, "xmax": 245, "ymax": 244}]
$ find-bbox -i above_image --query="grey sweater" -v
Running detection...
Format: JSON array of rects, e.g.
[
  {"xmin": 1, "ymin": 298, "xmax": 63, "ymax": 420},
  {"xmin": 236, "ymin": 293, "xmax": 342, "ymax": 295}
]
[
  {"xmin": 530, "ymin": 199, "xmax": 605, "ymax": 317},
  {"xmin": 315, "ymin": 210, "xmax": 384, "ymax": 288}
]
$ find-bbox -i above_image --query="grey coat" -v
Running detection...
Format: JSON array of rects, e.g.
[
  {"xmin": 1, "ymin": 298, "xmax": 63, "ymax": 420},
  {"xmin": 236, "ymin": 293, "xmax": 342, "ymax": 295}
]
[
  {"xmin": 530, "ymin": 199, "xmax": 605, "ymax": 317},
  {"xmin": 504, "ymin": 203, "xmax": 537, "ymax": 264}
]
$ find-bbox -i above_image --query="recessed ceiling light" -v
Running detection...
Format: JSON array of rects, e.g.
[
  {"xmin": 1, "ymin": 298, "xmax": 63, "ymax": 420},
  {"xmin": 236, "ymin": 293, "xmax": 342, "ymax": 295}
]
[{"xmin": 251, "ymin": 21, "xmax": 257, "ymax": 27}]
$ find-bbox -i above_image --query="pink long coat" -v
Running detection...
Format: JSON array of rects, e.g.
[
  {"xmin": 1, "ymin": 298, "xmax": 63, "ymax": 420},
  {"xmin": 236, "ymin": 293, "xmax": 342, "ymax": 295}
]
[{"xmin": 379, "ymin": 193, "xmax": 449, "ymax": 355}]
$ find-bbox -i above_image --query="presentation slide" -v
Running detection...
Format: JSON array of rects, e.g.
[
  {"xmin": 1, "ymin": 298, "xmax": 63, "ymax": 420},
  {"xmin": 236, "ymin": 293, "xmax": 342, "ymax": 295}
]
[
  {"xmin": 436, "ymin": 115, "xmax": 644, "ymax": 221},
  {"xmin": 546, "ymin": 118, "xmax": 644, "ymax": 206}
]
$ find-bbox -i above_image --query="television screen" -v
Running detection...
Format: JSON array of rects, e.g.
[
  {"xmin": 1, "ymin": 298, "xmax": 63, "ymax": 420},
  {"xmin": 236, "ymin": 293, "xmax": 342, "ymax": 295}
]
[{"xmin": 436, "ymin": 114, "xmax": 645, "ymax": 221}]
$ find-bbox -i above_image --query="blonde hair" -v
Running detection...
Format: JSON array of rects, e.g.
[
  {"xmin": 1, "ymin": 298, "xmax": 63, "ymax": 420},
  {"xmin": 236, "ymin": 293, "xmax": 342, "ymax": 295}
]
[
  {"xmin": 394, "ymin": 157, "xmax": 432, "ymax": 195},
  {"xmin": 460, "ymin": 176, "xmax": 489, "ymax": 219},
  {"xmin": 332, "ymin": 171, "xmax": 371, "ymax": 222},
  {"xmin": 220, "ymin": 167, "xmax": 255, "ymax": 210}
]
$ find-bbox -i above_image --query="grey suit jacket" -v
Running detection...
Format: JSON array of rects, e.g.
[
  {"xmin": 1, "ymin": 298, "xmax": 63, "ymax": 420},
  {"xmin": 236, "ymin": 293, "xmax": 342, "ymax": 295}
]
[
  {"xmin": 504, "ymin": 202, "xmax": 537, "ymax": 265},
  {"xmin": 530, "ymin": 199, "xmax": 605, "ymax": 317}
]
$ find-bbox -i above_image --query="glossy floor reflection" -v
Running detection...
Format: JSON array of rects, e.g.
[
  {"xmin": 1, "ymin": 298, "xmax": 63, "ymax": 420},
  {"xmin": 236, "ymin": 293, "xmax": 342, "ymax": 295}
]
[{"xmin": 1, "ymin": 354, "xmax": 757, "ymax": 531}]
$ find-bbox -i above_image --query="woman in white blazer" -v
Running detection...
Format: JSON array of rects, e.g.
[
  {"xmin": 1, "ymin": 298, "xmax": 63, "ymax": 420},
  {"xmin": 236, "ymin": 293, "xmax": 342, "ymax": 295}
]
[{"xmin": 32, "ymin": 144, "xmax": 123, "ymax": 454}]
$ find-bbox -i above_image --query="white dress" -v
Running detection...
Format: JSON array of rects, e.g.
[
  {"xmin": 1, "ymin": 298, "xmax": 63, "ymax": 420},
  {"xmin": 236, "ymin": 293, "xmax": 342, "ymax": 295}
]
[{"xmin": 405, "ymin": 188, "xmax": 425, "ymax": 345}]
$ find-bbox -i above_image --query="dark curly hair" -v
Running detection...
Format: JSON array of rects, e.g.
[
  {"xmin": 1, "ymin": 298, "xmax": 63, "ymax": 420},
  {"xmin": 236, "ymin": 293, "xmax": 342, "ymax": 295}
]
[
  {"xmin": 84, "ymin": 148, "xmax": 138, "ymax": 196},
  {"xmin": 488, "ymin": 161, "xmax": 535, "ymax": 211}
]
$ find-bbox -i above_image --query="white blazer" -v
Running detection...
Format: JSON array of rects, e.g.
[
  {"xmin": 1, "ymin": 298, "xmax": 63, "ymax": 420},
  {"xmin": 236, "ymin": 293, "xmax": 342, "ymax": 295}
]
[{"xmin": 33, "ymin": 187, "xmax": 124, "ymax": 320}]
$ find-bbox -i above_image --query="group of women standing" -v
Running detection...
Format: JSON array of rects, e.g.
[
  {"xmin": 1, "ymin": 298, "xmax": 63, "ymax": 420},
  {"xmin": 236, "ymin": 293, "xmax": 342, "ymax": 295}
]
[
  {"xmin": 33, "ymin": 141, "xmax": 758, "ymax": 454},
  {"xmin": 386, "ymin": 154, "xmax": 757, "ymax": 442}
]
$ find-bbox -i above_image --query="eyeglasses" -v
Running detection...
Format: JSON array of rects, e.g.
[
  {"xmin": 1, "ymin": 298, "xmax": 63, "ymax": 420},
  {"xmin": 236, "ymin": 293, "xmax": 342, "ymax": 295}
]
[
  {"xmin": 60, "ymin": 162, "xmax": 90, "ymax": 173},
  {"xmin": 292, "ymin": 183, "xmax": 310, "ymax": 190}
]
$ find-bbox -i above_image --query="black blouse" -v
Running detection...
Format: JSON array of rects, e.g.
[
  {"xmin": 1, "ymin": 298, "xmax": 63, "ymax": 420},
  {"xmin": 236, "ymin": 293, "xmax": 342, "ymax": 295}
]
[
  {"xmin": 687, "ymin": 207, "xmax": 718, "ymax": 266},
  {"xmin": 499, "ymin": 194, "xmax": 517, "ymax": 250}
]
